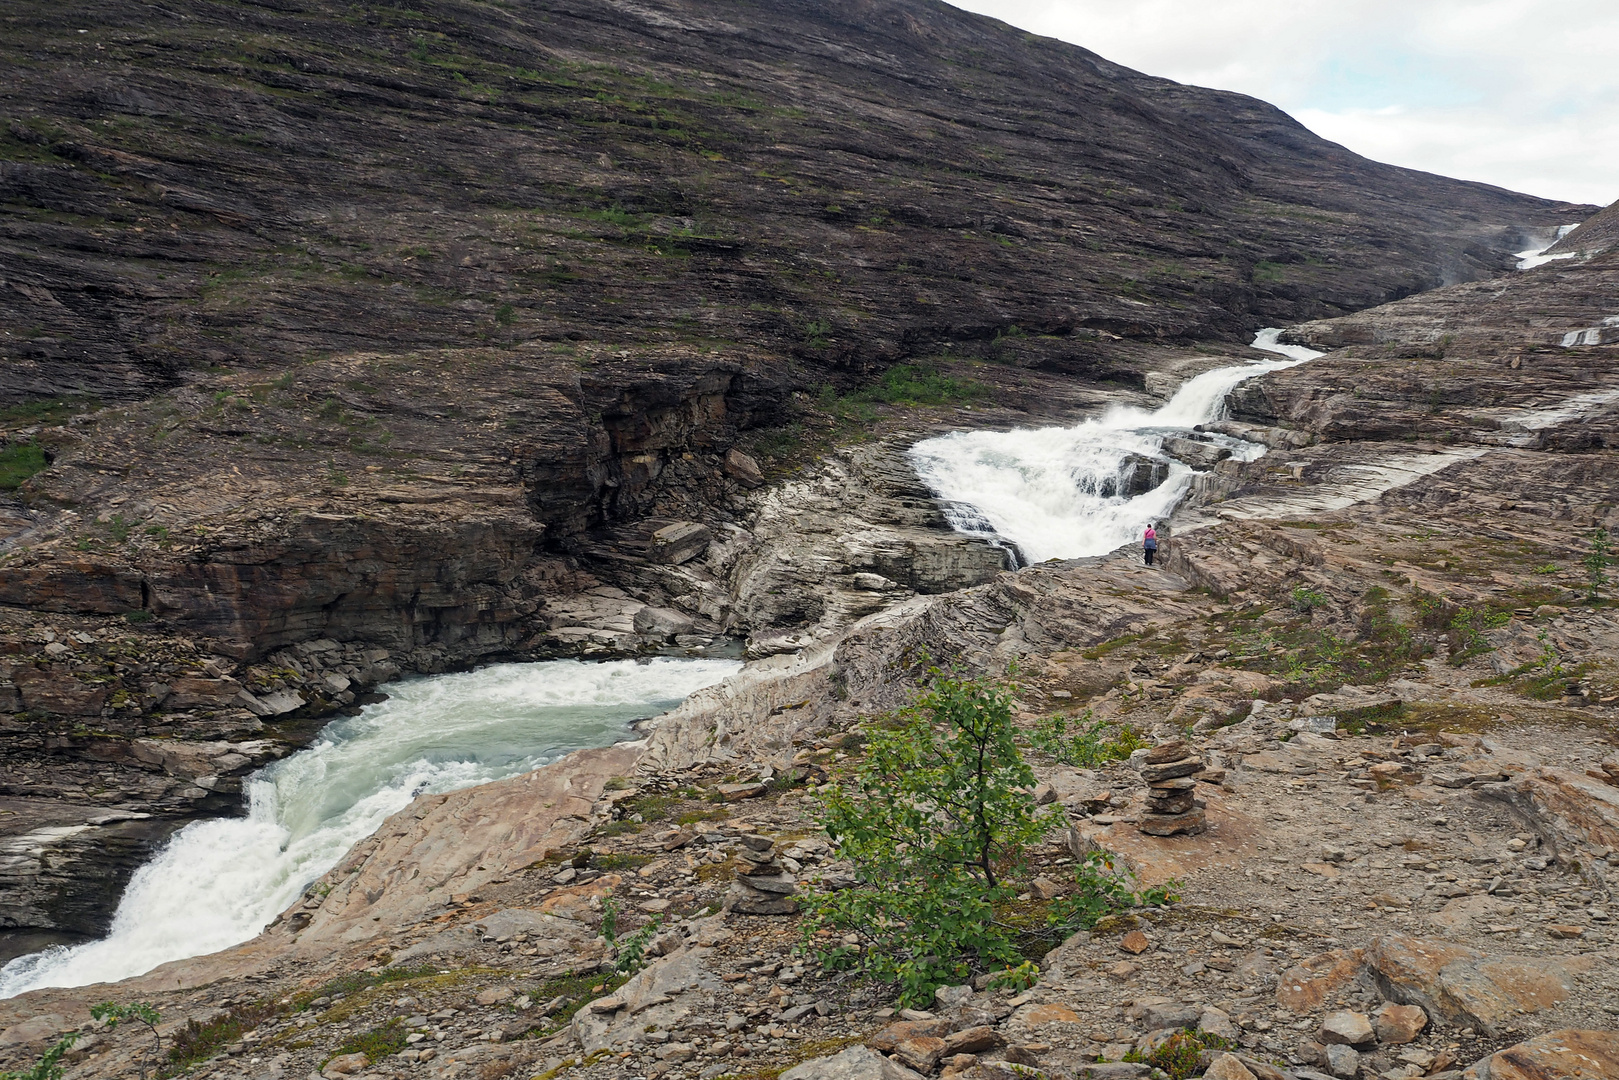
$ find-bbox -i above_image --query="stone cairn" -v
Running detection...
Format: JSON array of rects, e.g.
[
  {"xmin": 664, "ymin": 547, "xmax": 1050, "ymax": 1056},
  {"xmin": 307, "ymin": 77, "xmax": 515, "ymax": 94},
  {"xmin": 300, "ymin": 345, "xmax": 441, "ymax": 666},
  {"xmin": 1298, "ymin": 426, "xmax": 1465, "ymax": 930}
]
[
  {"xmin": 728, "ymin": 833, "xmax": 799, "ymax": 915},
  {"xmin": 1139, "ymin": 739, "xmax": 1208, "ymax": 836}
]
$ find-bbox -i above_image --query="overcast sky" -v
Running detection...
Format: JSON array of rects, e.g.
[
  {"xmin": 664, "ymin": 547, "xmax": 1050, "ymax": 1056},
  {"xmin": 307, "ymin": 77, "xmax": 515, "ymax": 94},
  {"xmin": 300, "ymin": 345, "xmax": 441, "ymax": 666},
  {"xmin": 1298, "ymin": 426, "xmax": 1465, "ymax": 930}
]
[{"xmin": 946, "ymin": 0, "xmax": 1617, "ymax": 208}]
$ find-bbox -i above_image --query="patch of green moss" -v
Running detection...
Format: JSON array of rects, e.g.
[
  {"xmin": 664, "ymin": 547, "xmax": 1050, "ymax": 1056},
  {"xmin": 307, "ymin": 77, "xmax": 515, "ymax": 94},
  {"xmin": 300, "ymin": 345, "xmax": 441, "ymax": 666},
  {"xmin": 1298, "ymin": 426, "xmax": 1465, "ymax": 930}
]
[
  {"xmin": 325, "ymin": 1019, "xmax": 406, "ymax": 1065},
  {"xmin": 0, "ymin": 443, "xmax": 47, "ymax": 490}
]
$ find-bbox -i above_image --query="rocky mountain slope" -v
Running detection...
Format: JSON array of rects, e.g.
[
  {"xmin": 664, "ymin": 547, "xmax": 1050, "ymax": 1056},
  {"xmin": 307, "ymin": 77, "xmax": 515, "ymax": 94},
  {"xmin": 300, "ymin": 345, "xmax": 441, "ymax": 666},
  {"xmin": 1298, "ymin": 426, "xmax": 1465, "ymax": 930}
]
[
  {"xmin": 1, "ymin": 0, "xmax": 1615, "ymax": 1058},
  {"xmin": 2, "ymin": 211, "xmax": 1618, "ymax": 1079},
  {"xmin": 0, "ymin": 0, "xmax": 1591, "ymax": 658},
  {"xmin": 3, "ymin": 0, "xmax": 1596, "ymax": 955}
]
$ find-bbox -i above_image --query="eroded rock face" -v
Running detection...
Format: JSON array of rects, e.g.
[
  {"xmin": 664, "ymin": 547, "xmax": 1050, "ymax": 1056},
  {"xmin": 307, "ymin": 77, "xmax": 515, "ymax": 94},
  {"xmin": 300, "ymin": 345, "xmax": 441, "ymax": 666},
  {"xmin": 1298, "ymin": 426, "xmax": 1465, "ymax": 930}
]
[
  {"xmin": 0, "ymin": 0, "xmax": 1592, "ymax": 679},
  {"xmin": 1466, "ymin": 1029, "xmax": 1619, "ymax": 1080}
]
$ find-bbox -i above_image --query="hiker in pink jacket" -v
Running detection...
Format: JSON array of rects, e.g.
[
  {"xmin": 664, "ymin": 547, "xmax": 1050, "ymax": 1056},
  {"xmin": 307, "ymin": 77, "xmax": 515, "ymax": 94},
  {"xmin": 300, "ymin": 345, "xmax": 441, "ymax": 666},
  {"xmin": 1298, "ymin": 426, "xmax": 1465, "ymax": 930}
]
[{"xmin": 1143, "ymin": 524, "xmax": 1159, "ymax": 566}]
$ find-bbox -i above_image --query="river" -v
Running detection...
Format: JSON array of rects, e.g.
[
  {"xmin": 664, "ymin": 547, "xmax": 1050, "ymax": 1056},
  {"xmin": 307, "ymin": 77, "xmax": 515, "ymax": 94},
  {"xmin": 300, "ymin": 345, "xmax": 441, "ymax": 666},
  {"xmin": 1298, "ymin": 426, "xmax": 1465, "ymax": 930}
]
[
  {"xmin": 908, "ymin": 329, "xmax": 1322, "ymax": 562},
  {"xmin": 0, "ymin": 656, "xmax": 740, "ymax": 997}
]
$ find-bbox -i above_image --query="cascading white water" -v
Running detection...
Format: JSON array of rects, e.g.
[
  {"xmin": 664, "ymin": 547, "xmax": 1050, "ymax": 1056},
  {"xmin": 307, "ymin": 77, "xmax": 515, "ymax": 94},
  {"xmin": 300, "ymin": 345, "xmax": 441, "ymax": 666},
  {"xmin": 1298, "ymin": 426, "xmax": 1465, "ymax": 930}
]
[
  {"xmin": 907, "ymin": 329, "xmax": 1322, "ymax": 563},
  {"xmin": 0, "ymin": 656, "xmax": 740, "ymax": 997},
  {"xmin": 1515, "ymin": 224, "xmax": 1580, "ymax": 270}
]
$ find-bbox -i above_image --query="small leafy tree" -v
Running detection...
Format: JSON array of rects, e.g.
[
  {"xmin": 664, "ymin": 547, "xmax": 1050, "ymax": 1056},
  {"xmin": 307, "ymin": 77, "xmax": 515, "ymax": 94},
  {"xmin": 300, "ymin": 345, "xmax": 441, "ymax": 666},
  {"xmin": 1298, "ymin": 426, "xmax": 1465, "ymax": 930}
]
[
  {"xmin": 1585, "ymin": 526, "xmax": 1610, "ymax": 602},
  {"xmin": 0, "ymin": 1003, "xmax": 163, "ymax": 1080},
  {"xmin": 799, "ymin": 670, "xmax": 1060, "ymax": 1005},
  {"xmin": 90, "ymin": 1002, "xmax": 161, "ymax": 1080}
]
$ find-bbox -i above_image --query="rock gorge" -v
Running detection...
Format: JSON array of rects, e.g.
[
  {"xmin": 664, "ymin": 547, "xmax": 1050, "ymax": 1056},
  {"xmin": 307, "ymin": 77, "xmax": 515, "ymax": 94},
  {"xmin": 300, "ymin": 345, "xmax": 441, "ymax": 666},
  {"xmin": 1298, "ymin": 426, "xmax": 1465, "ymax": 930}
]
[{"xmin": 0, "ymin": 1, "xmax": 1617, "ymax": 1079}]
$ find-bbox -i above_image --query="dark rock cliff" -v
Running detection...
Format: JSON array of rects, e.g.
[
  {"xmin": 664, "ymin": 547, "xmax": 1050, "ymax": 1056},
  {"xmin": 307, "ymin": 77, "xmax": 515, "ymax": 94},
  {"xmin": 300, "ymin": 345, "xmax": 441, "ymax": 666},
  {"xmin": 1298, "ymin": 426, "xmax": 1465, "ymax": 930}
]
[
  {"xmin": 0, "ymin": 0, "xmax": 1597, "ymax": 668},
  {"xmin": 1, "ymin": 0, "xmax": 1587, "ymax": 408}
]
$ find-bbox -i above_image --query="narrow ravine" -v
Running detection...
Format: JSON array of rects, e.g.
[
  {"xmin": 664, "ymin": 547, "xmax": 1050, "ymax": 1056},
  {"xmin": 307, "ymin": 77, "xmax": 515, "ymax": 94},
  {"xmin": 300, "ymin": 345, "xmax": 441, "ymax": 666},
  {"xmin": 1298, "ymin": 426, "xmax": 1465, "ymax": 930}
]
[
  {"xmin": 908, "ymin": 330, "xmax": 1322, "ymax": 562},
  {"xmin": 0, "ymin": 657, "xmax": 740, "ymax": 997}
]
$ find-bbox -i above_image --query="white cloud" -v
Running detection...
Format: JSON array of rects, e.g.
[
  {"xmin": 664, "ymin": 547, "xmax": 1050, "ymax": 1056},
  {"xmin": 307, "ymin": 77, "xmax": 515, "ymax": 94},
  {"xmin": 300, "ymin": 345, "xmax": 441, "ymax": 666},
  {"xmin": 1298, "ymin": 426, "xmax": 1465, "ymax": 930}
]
[{"xmin": 946, "ymin": 0, "xmax": 1619, "ymax": 206}]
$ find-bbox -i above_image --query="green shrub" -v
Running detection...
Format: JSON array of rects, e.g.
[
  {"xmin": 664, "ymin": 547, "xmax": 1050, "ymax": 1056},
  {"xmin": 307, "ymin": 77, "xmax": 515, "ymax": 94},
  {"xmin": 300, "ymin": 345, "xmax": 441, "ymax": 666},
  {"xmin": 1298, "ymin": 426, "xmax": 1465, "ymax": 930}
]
[
  {"xmin": 327, "ymin": 1020, "xmax": 406, "ymax": 1065},
  {"xmin": 0, "ymin": 443, "xmax": 47, "ymax": 490},
  {"xmin": 166, "ymin": 1000, "xmax": 275, "ymax": 1076},
  {"xmin": 91, "ymin": 1003, "xmax": 162, "ymax": 1080},
  {"xmin": 0, "ymin": 1031, "xmax": 76, "ymax": 1080},
  {"xmin": 1026, "ymin": 711, "xmax": 1144, "ymax": 767},
  {"xmin": 295, "ymin": 965, "xmax": 440, "ymax": 1010},
  {"xmin": 1585, "ymin": 526, "xmax": 1610, "ymax": 602},
  {"xmin": 1048, "ymin": 851, "xmax": 1179, "ymax": 935},
  {"xmin": 1289, "ymin": 587, "xmax": 1329, "ymax": 613},
  {"xmin": 0, "ymin": 395, "xmax": 99, "ymax": 427},
  {"xmin": 601, "ymin": 895, "xmax": 664, "ymax": 974},
  {"xmin": 1123, "ymin": 1029, "xmax": 1233, "ymax": 1079},
  {"xmin": 798, "ymin": 671, "xmax": 1059, "ymax": 1006},
  {"xmin": 854, "ymin": 363, "xmax": 982, "ymax": 407}
]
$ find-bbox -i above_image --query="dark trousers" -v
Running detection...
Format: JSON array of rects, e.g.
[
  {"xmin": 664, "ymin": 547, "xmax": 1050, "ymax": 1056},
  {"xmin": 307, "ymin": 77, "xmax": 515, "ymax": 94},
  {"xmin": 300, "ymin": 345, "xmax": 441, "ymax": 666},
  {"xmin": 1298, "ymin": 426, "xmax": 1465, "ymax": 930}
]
[{"xmin": 1144, "ymin": 546, "xmax": 1156, "ymax": 565}]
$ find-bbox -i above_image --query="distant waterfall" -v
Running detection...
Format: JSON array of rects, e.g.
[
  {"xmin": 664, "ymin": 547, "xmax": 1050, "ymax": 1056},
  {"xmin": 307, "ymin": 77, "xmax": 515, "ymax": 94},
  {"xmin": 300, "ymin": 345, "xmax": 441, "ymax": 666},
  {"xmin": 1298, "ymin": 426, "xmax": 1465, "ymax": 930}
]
[{"xmin": 908, "ymin": 330, "xmax": 1322, "ymax": 563}]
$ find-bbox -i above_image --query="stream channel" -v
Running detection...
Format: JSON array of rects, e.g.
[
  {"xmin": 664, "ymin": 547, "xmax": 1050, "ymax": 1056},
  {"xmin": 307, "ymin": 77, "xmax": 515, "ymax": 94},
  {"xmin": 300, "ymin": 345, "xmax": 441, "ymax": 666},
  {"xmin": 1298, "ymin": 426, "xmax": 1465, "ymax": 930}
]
[
  {"xmin": 0, "ymin": 657, "xmax": 740, "ymax": 997},
  {"xmin": 1, "ymin": 329, "xmax": 1320, "ymax": 998},
  {"xmin": 910, "ymin": 329, "xmax": 1323, "ymax": 561}
]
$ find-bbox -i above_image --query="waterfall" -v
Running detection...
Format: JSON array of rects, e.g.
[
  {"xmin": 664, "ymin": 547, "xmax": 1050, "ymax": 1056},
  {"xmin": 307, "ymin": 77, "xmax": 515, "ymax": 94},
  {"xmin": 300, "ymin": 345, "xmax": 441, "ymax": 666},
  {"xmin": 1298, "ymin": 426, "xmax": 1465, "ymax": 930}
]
[
  {"xmin": 908, "ymin": 329, "xmax": 1322, "ymax": 563},
  {"xmin": 1515, "ymin": 223, "xmax": 1580, "ymax": 270},
  {"xmin": 0, "ymin": 656, "xmax": 740, "ymax": 997}
]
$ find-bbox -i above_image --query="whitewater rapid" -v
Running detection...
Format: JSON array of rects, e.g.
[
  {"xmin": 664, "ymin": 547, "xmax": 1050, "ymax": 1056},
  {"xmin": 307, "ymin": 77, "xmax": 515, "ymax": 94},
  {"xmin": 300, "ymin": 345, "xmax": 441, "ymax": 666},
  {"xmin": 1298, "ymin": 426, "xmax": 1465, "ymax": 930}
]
[
  {"xmin": 0, "ymin": 657, "xmax": 740, "ymax": 998},
  {"xmin": 907, "ymin": 329, "xmax": 1322, "ymax": 563},
  {"xmin": 1515, "ymin": 224, "xmax": 1580, "ymax": 270}
]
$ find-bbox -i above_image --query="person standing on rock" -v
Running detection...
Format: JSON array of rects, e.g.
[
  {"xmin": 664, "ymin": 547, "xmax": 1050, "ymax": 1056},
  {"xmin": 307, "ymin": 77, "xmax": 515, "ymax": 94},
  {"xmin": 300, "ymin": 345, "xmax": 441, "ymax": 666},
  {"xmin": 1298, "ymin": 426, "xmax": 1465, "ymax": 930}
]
[{"xmin": 1143, "ymin": 523, "xmax": 1158, "ymax": 565}]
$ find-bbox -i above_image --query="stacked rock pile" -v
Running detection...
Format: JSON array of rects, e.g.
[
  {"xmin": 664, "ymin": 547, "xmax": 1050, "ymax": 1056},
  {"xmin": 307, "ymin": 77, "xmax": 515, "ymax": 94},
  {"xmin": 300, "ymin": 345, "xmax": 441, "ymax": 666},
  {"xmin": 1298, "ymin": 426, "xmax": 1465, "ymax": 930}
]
[
  {"xmin": 728, "ymin": 833, "xmax": 798, "ymax": 915},
  {"xmin": 1139, "ymin": 739, "xmax": 1207, "ymax": 836}
]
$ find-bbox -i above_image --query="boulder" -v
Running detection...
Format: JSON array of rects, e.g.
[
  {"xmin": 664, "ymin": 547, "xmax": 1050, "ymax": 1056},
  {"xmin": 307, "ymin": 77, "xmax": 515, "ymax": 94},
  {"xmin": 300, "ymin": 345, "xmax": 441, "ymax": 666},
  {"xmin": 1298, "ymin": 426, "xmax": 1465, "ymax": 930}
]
[
  {"xmin": 1373, "ymin": 1003, "xmax": 1428, "ymax": 1044},
  {"xmin": 648, "ymin": 522, "xmax": 712, "ymax": 565},
  {"xmin": 1324, "ymin": 1043, "xmax": 1359, "ymax": 1078},
  {"xmin": 632, "ymin": 606, "xmax": 696, "ymax": 638},
  {"xmin": 868, "ymin": 1020, "xmax": 953, "ymax": 1052},
  {"xmin": 892, "ymin": 1035, "xmax": 947, "ymax": 1073},
  {"xmin": 1366, "ymin": 935, "xmax": 1586, "ymax": 1035},
  {"xmin": 780, "ymin": 1045, "xmax": 926, "ymax": 1080},
  {"xmin": 1277, "ymin": 948, "xmax": 1365, "ymax": 1012},
  {"xmin": 1317, "ymin": 1010, "xmax": 1375, "ymax": 1046},
  {"xmin": 1160, "ymin": 435, "xmax": 1232, "ymax": 469},
  {"xmin": 1132, "ymin": 1002, "xmax": 1201, "ymax": 1030},
  {"xmin": 322, "ymin": 1053, "xmax": 370, "ymax": 1077},
  {"xmin": 724, "ymin": 448, "xmax": 765, "ymax": 487},
  {"xmin": 1199, "ymin": 1006, "xmax": 1240, "ymax": 1042},
  {"xmin": 942, "ymin": 1026, "xmax": 1003, "ymax": 1055},
  {"xmin": 1202, "ymin": 1054, "xmax": 1258, "ymax": 1080}
]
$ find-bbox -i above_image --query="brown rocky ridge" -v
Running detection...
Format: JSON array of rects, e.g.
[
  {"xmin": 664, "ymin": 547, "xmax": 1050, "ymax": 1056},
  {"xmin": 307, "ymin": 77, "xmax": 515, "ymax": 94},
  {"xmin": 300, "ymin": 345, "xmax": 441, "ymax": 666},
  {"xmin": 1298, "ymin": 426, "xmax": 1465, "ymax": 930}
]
[
  {"xmin": 0, "ymin": 0, "xmax": 1603, "ymax": 951},
  {"xmin": 0, "ymin": 0, "xmax": 1617, "ymax": 1075},
  {"xmin": 3, "ymin": 231, "xmax": 1619, "ymax": 1077}
]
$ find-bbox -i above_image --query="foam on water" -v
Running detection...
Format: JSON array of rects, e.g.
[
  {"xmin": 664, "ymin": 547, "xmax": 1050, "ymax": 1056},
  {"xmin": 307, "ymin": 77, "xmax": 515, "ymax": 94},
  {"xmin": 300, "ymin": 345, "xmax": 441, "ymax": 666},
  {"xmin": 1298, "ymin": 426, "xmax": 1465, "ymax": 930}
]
[
  {"xmin": 907, "ymin": 329, "xmax": 1321, "ymax": 563},
  {"xmin": 0, "ymin": 656, "xmax": 740, "ymax": 997}
]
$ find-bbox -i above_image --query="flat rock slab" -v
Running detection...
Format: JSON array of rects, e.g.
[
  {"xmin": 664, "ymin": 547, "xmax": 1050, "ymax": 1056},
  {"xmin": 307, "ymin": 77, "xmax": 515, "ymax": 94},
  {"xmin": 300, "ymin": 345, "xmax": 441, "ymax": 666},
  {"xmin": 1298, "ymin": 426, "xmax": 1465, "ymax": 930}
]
[
  {"xmin": 573, "ymin": 942, "xmax": 727, "ymax": 1054},
  {"xmin": 1367, "ymin": 935, "xmax": 1593, "ymax": 1035},
  {"xmin": 1277, "ymin": 949, "xmax": 1366, "ymax": 1012},
  {"xmin": 780, "ymin": 1045, "xmax": 925, "ymax": 1080},
  {"xmin": 1475, "ymin": 766, "xmax": 1619, "ymax": 861},
  {"xmin": 1468, "ymin": 1028, "xmax": 1619, "ymax": 1080}
]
